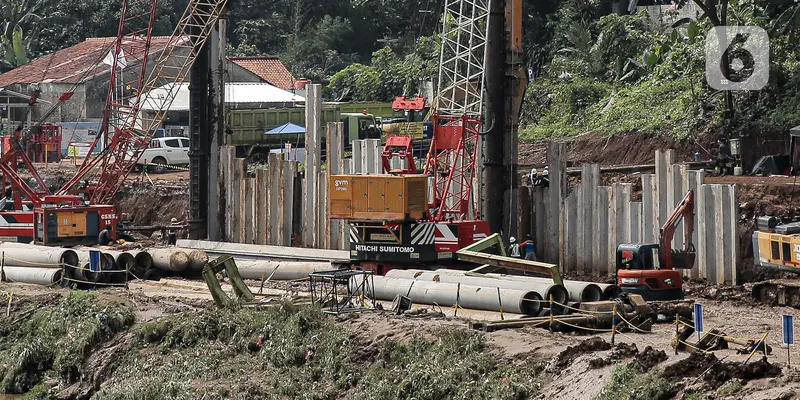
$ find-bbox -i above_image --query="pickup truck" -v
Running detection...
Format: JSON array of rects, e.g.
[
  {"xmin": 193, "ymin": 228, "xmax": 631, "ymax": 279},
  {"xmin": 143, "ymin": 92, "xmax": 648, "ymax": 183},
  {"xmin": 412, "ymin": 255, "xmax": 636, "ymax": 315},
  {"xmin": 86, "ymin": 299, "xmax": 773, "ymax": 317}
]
[{"xmin": 135, "ymin": 136, "xmax": 190, "ymax": 173}]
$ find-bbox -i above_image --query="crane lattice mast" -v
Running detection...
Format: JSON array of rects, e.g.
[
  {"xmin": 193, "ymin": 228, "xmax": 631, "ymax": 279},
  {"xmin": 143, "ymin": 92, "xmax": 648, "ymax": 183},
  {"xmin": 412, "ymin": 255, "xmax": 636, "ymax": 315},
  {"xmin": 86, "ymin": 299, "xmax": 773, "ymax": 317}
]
[
  {"xmin": 59, "ymin": 0, "xmax": 229, "ymax": 205},
  {"xmin": 425, "ymin": 0, "xmax": 489, "ymax": 221}
]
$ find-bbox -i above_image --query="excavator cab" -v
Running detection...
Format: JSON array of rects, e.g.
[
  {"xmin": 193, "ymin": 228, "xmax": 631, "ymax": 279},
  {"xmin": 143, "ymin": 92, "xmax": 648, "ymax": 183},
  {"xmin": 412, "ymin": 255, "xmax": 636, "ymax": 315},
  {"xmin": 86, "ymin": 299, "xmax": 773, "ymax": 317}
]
[
  {"xmin": 615, "ymin": 190, "xmax": 695, "ymax": 301},
  {"xmin": 616, "ymin": 243, "xmax": 684, "ymax": 301}
]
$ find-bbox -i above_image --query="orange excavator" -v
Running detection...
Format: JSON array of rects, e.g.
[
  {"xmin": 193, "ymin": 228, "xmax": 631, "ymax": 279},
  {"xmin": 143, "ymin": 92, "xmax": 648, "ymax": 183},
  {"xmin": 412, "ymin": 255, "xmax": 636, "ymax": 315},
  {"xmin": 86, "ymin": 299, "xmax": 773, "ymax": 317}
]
[{"xmin": 616, "ymin": 190, "xmax": 696, "ymax": 301}]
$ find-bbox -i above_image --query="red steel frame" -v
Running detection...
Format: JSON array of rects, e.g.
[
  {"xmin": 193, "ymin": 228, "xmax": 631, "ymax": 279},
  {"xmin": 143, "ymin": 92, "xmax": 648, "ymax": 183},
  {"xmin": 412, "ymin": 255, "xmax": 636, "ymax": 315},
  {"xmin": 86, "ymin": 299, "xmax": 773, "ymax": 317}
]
[
  {"xmin": 59, "ymin": 0, "xmax": 159, "ymax": 205},
  {"xmin": 424, "ymin": 114, "xmax": 481, "ymax": 221}
]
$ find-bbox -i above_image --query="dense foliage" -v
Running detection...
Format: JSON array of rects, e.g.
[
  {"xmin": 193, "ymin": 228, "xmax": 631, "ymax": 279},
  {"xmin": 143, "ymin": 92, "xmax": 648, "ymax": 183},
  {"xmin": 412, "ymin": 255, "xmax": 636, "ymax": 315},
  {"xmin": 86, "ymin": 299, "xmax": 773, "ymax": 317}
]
[
  {"xmin": 522, "ymin": 0, "xmax": 800, "ymax": 139},
  {"xmin": 5, "ymin": 0, "xmax": 800, "ymax": 136}
]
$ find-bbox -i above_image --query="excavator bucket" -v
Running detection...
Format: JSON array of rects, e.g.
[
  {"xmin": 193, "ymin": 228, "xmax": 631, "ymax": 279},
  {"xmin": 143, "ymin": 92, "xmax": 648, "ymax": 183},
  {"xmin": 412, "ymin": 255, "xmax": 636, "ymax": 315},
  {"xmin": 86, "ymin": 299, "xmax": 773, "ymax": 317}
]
[{"xmin": 670, "ymin": 245, "xmax": 697, "ymax": 269}]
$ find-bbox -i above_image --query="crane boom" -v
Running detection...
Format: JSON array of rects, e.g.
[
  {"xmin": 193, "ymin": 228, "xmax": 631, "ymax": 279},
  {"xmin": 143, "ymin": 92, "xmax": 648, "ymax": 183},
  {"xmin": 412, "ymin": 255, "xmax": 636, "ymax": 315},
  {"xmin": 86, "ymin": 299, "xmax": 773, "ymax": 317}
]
[{"xmin": 58, "ymin": 0, "xmax": 229, "ymax": 205}]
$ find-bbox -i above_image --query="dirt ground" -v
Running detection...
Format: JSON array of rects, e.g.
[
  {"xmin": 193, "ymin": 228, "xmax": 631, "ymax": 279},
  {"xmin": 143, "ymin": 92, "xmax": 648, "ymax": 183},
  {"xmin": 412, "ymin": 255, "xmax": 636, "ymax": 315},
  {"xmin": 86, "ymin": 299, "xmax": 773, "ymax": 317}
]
[{"xmin": 3, "ymin": 276, "xmax": 800, "ymax": 399}]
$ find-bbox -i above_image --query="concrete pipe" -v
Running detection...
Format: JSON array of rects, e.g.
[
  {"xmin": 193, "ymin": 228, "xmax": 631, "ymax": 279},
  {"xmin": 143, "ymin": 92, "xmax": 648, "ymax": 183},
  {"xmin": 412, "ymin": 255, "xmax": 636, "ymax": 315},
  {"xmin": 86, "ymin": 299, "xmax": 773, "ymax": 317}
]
[
  {"xmin": 433, "ymin": 269, "xmax": 570, "ymax": 305},
  {"xmin": 483, "ymin": 273, "xmax": 604, "ymax": 303},
  {"xmin": 148, "ymin": 248, "xmax": 190, "ymax": 273},
  {"xmin": 2, "ymin": 266, "xmax": 62, "ymax": 286},
  {"xmin": 0, "ymin": 244, "xmax": 79, "ymax": 267},
  {"xmin": 76, "ymin": 247, "xmax": 126, "ymax": 270},
  {"xmin": 144, "ymin": 268, "xmax": 162, "ymax": 281},
  {"xmin": 0, "ymin": 247, "xmax": 79, "ymax": 268},
  {"xmin": 351, "ymin": 276, "xmax": 543, "ymax": 316},
  {"xmin": 76, "ymin": 251, "xmax": 113, "ymax": 271},
  {"xmin": 234, "ymin": 260, "xmax": 332, "ymax": 280},
  {"xmin": 70, "ymin": 263, "xmax": 100, "ymax": 283},
  {"xmin": 390, "ymin": 269, "xmax": 568, "ymax": 306},
  {"xmin": 128, "ymin": 251, "xmax": 153, "ymax": 272},
  {"xmin": 596, "ymin": 283, "xmax": 623, "ymax": 300},
  {"xmin": 173, "ymin": 248, "xmax": 209, "ymax": 271}
]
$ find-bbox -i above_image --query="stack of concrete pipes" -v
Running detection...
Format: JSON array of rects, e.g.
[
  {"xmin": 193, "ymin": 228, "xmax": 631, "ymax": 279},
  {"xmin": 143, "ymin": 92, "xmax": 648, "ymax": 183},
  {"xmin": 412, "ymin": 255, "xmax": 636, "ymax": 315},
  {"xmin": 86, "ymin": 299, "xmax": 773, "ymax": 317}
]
[
  {"xmin": 350, "ymin": 273, "xmax": 545, "ymax": 316},
  {"xmin": 356, "ymin": 269, "xmax": 622, "ymax": 315},
  {"xmin": 433, "ymin": 269, "xmax": 621, "ymax": 302},
  {"xmin": 175, "ymin": 240, "xmax": 337, "ymax": 281}
]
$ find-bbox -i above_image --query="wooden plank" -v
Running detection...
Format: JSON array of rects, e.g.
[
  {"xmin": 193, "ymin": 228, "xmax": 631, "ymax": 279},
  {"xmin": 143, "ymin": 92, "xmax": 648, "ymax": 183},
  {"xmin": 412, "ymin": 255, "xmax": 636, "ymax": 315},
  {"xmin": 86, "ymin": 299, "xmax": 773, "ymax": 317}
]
[
  {"xmin": 687, "ymin": 170, "xmax": 704, "ymax": 280},
  {"xmin": 607, "ymin": 185, "xmax": 619, "ymax": 275},
  {"xmin": 595, "ymin": 186, "xmax": 611, "ymax": 276},
  {"xmin": 283, "ymin": 161, "xmax": 297, "ymax": 246},
  {"xmin": 304, "ymin": 84, "xmax": 322, "ymax": 247},
  {"xmin": 319, "ymin": 171, "xmax": 329, "ymax": 249},
  {"xmin": 579, "ymin": 164, "xmax": 599, "ymax": 275},
  {"xmin": 244, "ymin": 178, "xmax": 255, "ymax": 244},
  {"xmin": 255, "ymin": 169, "xmax": 268, "ymax": 245},
  {"xmin": 533, "ymin": 187, "xmax": 546, "ymax": 258},
  {"xmin": 224, "ymin": 146, "xmax": 235, "ymax": 242},
  {"xmin": 236, "ymin": 159, "xmax": 247, "ymax": 243},
  {"xmin": 267, "ymin": 154, "xmax": 280, "ymax": 245},
  {"xmin": 547, "ymin": 142, "xmax": 566, "ymax": 263},
  {"xmin": 728, "ymin": 185, "xmax": 740, "ymax": 285},
  {"xmin": 629, "ymin": 202, "xmax": 642, "ymax": 243},
  {"xmin": 641, "ymin": 174, "xmax": 656, "ymax": 243}
]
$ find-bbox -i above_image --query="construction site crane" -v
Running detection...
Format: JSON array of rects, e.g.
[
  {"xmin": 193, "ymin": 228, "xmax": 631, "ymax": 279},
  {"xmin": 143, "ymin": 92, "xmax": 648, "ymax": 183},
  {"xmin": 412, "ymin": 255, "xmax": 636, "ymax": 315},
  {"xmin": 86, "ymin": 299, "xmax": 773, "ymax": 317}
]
[
  {"xmin": 0, "ymin": 0, "xmax": 227, "ymax": 245},
  {"xmin": 59, "ymin": 0, "xmax": 228, "ymax": 205}
]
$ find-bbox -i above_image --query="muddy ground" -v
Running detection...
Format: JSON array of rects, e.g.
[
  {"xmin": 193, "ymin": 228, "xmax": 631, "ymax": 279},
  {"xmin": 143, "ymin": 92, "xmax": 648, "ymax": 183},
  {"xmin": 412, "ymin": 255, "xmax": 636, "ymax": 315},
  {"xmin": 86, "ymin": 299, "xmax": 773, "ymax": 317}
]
[{"xmin": 0, "ymin": 278, "xmax": 798, "ymax": 399}]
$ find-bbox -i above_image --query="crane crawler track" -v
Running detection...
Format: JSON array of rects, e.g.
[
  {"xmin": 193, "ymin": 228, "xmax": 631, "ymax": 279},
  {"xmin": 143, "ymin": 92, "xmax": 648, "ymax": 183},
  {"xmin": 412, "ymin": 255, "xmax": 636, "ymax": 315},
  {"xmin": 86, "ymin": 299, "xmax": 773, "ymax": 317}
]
[{"xmin": 751, "ymin": 280, "xmax": 800, "ymax": 308}]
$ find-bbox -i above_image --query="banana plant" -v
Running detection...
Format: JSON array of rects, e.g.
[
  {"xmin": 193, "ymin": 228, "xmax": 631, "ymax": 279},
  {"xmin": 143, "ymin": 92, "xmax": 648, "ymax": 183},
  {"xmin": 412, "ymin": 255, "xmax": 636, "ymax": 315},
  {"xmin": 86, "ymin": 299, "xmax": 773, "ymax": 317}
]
[
  {"xmin": 1, "ymin": 25, "xmax": 28, "ymax": 67},
  {"xmin": 0, "ymin": 0, "xmax": 52, "ymax": 68}
]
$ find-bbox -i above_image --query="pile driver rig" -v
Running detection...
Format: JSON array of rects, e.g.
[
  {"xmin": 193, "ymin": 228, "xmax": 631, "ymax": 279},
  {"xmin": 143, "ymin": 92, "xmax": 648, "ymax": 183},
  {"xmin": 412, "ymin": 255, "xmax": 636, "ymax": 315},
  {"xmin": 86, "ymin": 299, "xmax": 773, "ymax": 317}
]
[{"xmin": 330, "ymin": 0, "xmax": 526, "ymax": 274}]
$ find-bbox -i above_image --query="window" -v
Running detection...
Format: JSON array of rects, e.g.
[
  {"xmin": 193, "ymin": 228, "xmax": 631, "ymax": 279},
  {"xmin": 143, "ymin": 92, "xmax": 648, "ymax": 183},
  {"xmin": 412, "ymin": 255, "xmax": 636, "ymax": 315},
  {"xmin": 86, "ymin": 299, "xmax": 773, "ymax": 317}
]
[
  {"xmin": 772, "ymin": 241, "xmax": 781, "ymax": 260},
  {"xmin": 180, "ymin": 139, "xmax": 190, "ymax": 148},
  {"xmin": 783, "ymin": 242, "xmax": 791, "ymax": 262},
  {"xmin": 164, "ymin": 139, "xmax": 180, "ymax": 148}
]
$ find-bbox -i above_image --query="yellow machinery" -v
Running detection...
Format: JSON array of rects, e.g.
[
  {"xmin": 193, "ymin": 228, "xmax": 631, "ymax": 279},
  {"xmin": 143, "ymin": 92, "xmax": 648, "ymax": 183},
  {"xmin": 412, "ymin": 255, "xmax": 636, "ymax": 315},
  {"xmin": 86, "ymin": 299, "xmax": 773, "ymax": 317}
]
[{"xmin": 752, "ymin": 216, "xmax": 800, "ymax": 306}]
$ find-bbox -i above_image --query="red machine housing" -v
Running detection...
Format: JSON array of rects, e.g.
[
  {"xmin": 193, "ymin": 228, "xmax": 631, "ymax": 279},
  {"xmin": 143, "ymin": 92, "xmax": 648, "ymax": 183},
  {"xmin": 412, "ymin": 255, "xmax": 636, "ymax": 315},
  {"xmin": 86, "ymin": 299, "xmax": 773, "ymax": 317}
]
[{"xmin": 26, "ymin": 124, "xmax": 62, "ymax": 163}]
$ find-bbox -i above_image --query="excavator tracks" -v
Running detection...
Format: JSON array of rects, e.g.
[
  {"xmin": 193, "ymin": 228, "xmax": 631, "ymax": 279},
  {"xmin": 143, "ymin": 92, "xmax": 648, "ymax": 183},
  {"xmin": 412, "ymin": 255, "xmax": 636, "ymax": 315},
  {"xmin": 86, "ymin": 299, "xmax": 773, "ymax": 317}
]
[{"xmin": 751, "ymin": 280, "xmax": 800, "ymax": 308}]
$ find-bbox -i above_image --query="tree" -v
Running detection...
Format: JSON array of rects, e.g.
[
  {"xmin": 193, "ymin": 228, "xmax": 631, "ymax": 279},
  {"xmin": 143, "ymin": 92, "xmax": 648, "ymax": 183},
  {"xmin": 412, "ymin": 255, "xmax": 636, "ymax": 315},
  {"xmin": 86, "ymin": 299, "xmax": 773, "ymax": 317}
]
[{"xmin": 0, "ymin": 0, "xmax": 53, "ymax": 70}]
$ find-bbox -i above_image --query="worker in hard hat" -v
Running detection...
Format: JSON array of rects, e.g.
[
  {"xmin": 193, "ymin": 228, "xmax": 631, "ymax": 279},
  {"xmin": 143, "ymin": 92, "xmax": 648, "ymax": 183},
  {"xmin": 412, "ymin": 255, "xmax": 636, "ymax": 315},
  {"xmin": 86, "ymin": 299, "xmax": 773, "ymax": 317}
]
[
  {"xmin": 167, "ymin": 217, "xmax": 180, "ymax": 245},
  {"xmin": 508, "ymin": 237, "xmax": 521, "ymax": 258}
]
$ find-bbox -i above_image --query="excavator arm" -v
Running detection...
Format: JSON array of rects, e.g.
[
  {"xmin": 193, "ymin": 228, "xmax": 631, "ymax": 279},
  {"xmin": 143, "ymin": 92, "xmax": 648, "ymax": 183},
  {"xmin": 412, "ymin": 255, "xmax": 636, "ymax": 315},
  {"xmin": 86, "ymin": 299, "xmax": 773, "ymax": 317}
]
[{"xmin": 660, "ymin": 190, "xmax": 696, "ymax": 269}]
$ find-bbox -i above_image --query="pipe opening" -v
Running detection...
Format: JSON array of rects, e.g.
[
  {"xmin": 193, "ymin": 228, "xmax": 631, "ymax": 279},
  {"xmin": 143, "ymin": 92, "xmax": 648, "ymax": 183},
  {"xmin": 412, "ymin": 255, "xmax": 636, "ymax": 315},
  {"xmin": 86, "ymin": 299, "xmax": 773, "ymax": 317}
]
[
  {"xmin": 520, "ymin": 291, "xmax": 543, "ymax": 316},
  {"xmin": 581, "ymin": 285, "xmax": 603, "ymax": 302},
  {"xmin": 61, "ymin": 250, "xmax": 79, "ymax": 267},
  {"xmin": 603, "ymin": 285, "xmax": 623, "ymax": 300},
  {"xmin": 547, "ymin": 285, "xmax": 569, "ymax": 305}
]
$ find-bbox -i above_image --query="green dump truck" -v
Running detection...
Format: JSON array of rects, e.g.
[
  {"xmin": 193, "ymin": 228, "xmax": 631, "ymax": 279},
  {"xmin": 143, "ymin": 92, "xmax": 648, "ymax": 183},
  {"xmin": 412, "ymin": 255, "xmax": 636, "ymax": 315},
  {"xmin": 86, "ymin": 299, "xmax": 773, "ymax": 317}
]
[{"xmin": 229, "ymin": 102, "xmax": 394, "ymax": 162}]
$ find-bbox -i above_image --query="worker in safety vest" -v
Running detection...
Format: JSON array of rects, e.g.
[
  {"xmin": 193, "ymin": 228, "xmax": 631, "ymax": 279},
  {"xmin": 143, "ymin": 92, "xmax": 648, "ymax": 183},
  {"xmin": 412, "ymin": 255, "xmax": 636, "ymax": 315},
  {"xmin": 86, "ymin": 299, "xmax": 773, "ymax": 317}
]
[
  {"xmin": 521, "ymin": 234, "xmax": 537, "ymax": 261},
  {"xmin": 508, "ymin": 237, "xmax": 521, "ymax": 258}
]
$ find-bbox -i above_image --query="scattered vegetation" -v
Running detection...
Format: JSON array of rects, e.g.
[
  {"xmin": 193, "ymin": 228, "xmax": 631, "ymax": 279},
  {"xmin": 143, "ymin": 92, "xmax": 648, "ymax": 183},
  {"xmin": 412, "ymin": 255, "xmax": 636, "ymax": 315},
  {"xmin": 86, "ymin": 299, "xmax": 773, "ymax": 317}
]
[
  {"xmin": 593, "ymin": 363, "xmax": 675, "ymax": 400},
  {"xmin": 95, "ymin": 302, "xmax": 542, "ymax": 400},
  {"xmin": 0, "ymin": 292, "xmax": 134, "ymax": 394}
]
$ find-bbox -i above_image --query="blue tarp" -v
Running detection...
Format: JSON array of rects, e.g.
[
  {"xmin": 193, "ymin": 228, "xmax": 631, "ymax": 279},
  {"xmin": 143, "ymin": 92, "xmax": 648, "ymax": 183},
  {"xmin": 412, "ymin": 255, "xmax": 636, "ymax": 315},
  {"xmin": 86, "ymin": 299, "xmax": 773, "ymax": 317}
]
[{"xmin": 265, "ymin": 122, "xmax": 305, "ymax": 135}]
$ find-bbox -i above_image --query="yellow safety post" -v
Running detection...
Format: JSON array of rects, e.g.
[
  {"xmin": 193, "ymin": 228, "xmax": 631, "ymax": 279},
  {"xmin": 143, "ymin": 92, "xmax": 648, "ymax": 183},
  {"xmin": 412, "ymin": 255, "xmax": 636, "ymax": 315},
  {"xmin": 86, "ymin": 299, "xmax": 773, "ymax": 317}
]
[
  {"xmin": 454, "ymin": 282, "xmax": 461, "ymax": 317},
  {"xmin": 549, "ymin": 294, "xmax": 554, "ymax": 332},
  {"xmin": 496, "ymin": 287, "xmax": 504, "ymax": 321},
  {"xmin": 360, "ymin": 273, "xmax": 367, "ymax": 307},
  {"xmin": 73, "ymin": 149, "xmax": 77, "ymax": 166},
  {"xmin": 675, "ymin": 313, "xmax": 680, "ymax": 355},
  {"xmin": 743, "ymin": 331, "xmax": 770, "ymax": 365},
  {"xmin": 611, "ymin": 302, "xmax": 617, "ymax": 345}
]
